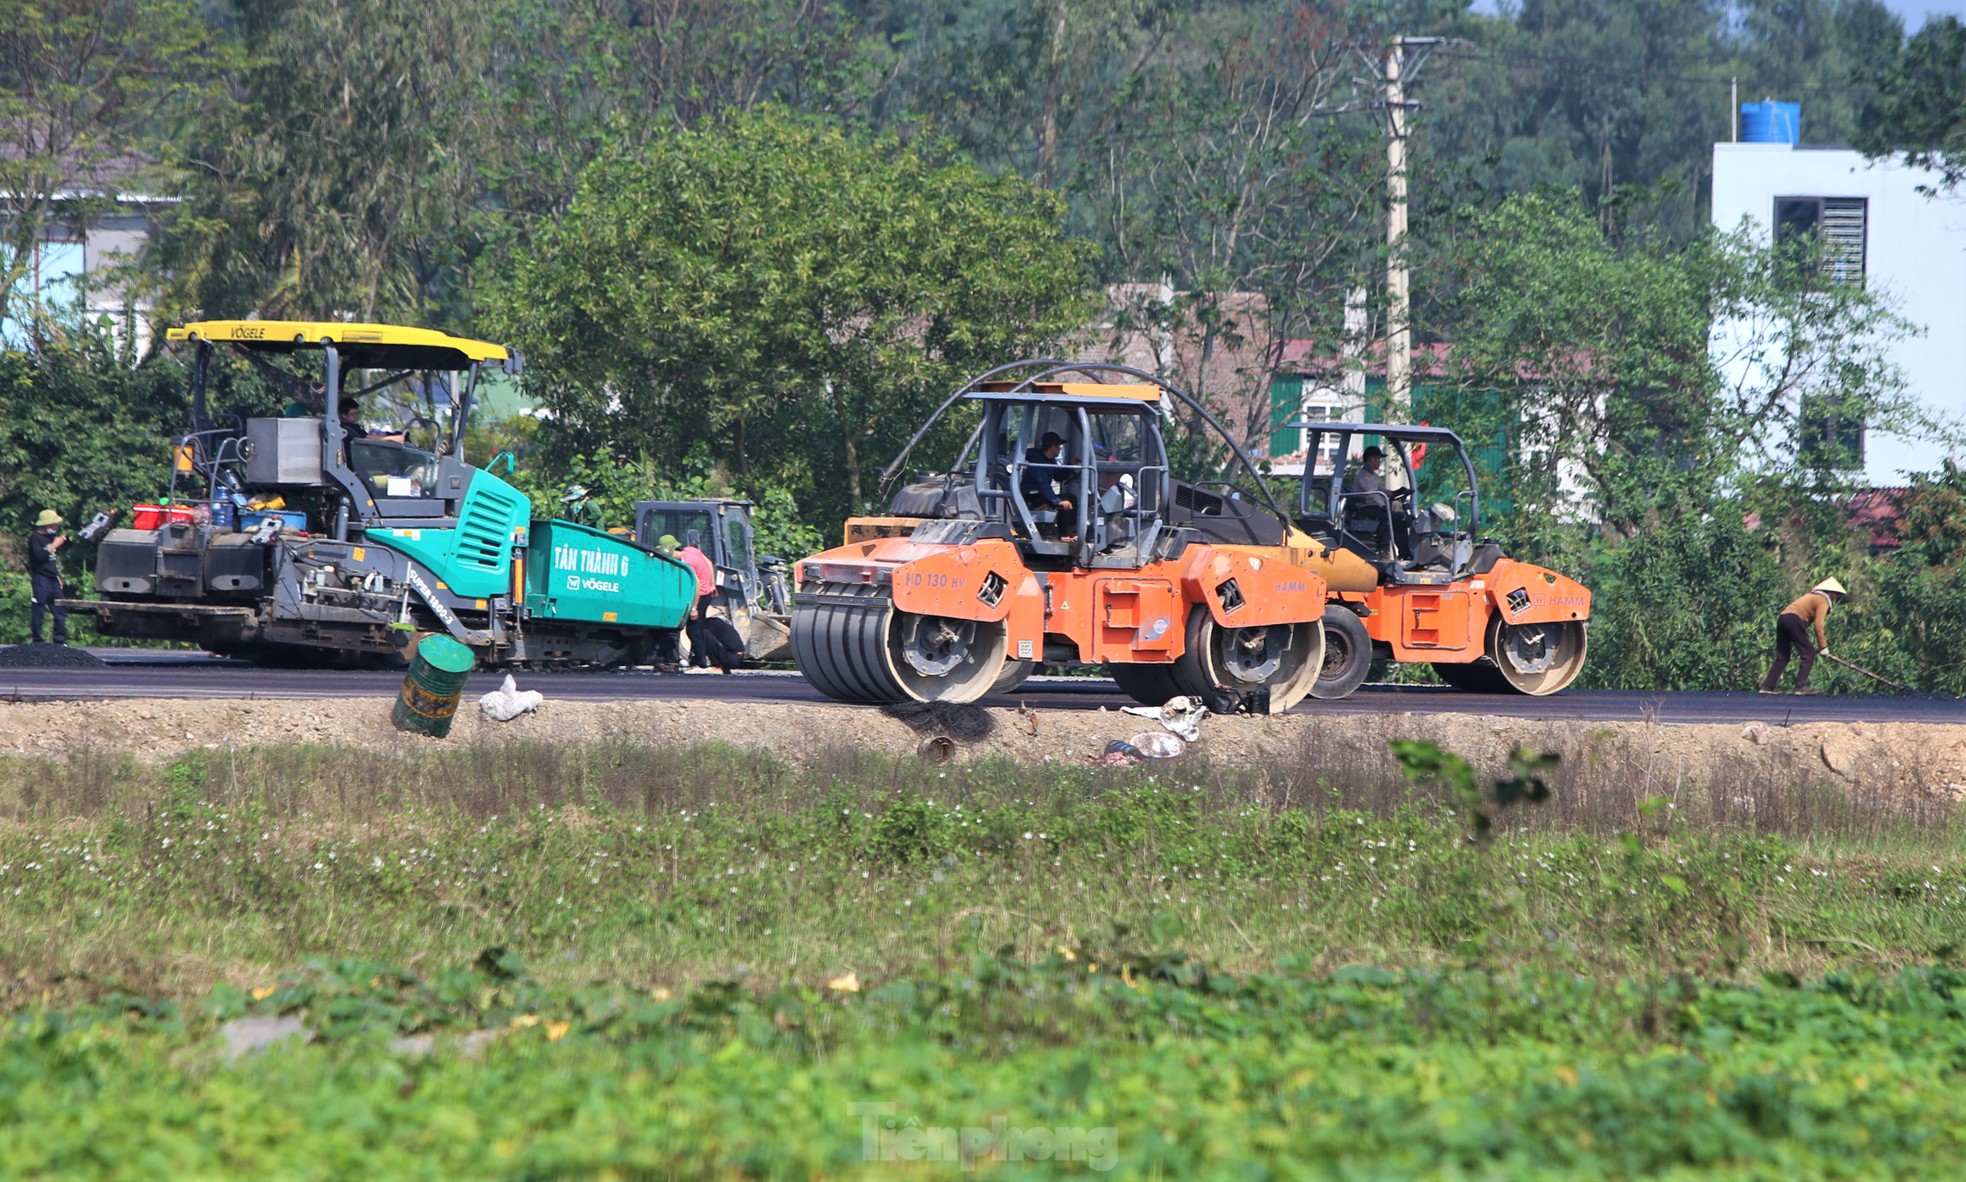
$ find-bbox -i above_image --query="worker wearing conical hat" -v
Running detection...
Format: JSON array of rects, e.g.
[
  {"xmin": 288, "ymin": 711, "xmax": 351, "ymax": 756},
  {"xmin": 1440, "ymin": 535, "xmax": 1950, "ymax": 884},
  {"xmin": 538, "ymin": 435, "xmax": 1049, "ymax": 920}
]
[
  {"xmin": 27, "ymin": 509, "xmax": 69, "ymax": 646},
  {"xmin": 1758, "ymin": 577, "xmax": 1846, "ymax": 696}
]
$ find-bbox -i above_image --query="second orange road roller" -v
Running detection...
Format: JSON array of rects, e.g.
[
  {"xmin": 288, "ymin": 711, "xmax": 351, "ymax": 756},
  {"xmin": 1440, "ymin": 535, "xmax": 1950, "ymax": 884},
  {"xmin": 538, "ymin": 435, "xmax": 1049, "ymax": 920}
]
[{"xmin": 1280, "ymin": 421, "xmax": 1591, "ymax": 698}]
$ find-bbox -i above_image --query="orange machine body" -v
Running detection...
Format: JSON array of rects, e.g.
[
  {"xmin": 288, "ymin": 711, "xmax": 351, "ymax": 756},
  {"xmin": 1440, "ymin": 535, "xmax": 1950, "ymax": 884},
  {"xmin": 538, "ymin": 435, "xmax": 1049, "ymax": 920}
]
[
  {"xmin": 797, "ymin": 535, "xmax": 1327, "ymax": 668},
  {"xmin": 1344, "ymin": 559, "xmax": 1592, "ymax": 664}
]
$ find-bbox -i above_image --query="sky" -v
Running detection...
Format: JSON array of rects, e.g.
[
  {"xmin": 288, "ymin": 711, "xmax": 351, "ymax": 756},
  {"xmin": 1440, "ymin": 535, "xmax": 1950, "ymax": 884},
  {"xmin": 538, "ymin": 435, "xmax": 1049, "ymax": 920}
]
[
  {"xmin": 1883, "ymin": 0, "xmax": 1966, "ymax": 25},
  {"xmin": 1469, "ymin": 0, "xmax": 1966, "ymax": 24}
]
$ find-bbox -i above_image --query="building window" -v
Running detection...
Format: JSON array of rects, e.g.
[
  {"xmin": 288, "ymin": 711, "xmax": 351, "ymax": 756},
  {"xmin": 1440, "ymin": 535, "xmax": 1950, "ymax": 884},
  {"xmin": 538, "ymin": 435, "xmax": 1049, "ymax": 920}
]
[
  {"xmin": 1799, "ymin": 391, "xmax": 1866, "ymax": 472},
  {"xmin": 1301, "ymin": 402, "xmax": 1350, "ymax": 472},
  {"xmin": 1773, "ymin": 196, "xmax": 1867, "ymax": 285}
]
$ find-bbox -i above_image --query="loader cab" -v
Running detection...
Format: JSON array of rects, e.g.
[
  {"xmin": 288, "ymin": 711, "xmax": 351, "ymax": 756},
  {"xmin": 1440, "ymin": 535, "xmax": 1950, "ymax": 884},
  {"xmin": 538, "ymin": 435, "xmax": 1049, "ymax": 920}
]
[
  {"xmin": 632, "ymin": 499, "xmax": 786, "ymax": 615},
  {"xmin": 1295, "ymin": 423, "xmax": 1486, "ymax": 583},
  {"xmin": 971, "ymin": 386, "xmax": 1170, "ymax": 569}
]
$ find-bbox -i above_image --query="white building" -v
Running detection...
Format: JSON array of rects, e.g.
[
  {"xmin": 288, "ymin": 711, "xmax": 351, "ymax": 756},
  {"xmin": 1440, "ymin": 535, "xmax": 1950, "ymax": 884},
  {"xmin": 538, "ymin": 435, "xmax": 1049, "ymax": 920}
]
[
  {"xmin": 1, "ymin": 145, "xmax": 171, "ymax": 353},
  {"xmin": 1712, "ymin": 141, "xmax": 1966, "ymax": 484}
]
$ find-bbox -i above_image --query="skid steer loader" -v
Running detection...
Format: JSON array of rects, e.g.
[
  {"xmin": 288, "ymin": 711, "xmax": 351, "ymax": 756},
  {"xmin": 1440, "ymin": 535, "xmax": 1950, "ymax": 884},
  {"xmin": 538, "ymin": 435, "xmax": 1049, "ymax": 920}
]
[{"xmin": 633, "ymin": 498, "xmax": 793, "ymax": 662}]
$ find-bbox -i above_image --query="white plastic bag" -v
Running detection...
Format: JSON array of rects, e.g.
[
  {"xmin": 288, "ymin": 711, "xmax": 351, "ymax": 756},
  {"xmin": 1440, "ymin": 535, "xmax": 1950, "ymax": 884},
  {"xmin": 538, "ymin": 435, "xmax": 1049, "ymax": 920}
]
[
  {"xmin": 1121, "ymin": 695, "xmax": 1206, "ymax": 742},
  {"xmin": 1126, "ymin": 731, "xmax": 1186, "ymax": 760},
  {"xmin": 480, "ymin": 673, "xmax": 544, "ymax": 721}
]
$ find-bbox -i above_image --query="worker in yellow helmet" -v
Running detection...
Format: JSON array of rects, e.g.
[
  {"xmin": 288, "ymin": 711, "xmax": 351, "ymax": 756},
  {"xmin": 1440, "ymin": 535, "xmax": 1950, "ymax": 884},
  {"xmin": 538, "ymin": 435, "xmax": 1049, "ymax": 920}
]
[
  {"xmin": 27, "ymin": 509, "xmax": 69, "ymax": 646},
  {"xmin": 1758, "ymin": 577, "xmax": 1847, "ymax": 696}
]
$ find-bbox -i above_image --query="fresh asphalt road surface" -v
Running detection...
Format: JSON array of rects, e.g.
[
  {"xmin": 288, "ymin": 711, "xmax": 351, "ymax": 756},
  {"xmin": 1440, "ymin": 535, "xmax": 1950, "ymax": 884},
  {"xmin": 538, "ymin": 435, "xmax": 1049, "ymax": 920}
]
[{"xmin": 0, "ymin": 650, "xmax": 1957, "ymax": 725}]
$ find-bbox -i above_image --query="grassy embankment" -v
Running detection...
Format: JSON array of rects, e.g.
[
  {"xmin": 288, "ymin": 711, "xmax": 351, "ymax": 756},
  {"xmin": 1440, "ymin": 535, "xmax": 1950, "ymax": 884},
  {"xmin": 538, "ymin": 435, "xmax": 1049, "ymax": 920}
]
[{"xmin": 0, "ymin": 738, "xmax": 1961, "ymax": 1178}]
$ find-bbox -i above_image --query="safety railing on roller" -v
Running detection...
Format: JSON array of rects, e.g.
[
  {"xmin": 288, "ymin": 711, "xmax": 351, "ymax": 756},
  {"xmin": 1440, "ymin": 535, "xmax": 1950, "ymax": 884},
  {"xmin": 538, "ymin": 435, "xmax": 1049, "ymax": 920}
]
[{"xmin": 876, "ymin": 359, "xmax": 1297, "ymax": 541}]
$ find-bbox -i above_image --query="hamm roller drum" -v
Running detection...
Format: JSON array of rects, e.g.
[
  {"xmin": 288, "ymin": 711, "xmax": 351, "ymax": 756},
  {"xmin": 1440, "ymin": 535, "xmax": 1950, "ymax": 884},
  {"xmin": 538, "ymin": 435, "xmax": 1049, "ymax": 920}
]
[{"xmin": 791, "ymin": 582, "xmax": 1008, "ymax": 705}]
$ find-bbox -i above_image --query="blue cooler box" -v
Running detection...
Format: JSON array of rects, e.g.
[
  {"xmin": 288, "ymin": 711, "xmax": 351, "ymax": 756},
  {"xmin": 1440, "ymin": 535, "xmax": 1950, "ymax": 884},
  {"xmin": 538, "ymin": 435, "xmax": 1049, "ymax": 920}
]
[{"xmin": 240, "ymin": 509, "xmax": 308, "ymax": 532}]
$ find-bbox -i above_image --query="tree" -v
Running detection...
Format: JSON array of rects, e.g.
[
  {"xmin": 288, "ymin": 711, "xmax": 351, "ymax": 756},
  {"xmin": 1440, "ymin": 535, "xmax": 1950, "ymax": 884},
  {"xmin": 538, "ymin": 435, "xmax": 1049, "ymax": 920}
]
[
  {"xmin": 482, "ymin": 0, "xmax": 877, "ymax": 229},
  {"xmin": 1413, "ymin": 0, "xmax": 1735, "ymax": 245},
  {"xmin": 144, "ymin": 0, "xmax": 502, "ymax": 327},
  {"xmin": 1866, "ymin": 462, "xmax": 1966, "ymax": 694},
  {"xmin": 1855, "ymin": 15, "xmax": 1966, "ymax": 189},
  {"xmin": 1442, "ymin": 192, "xmax": 1923, "ymax": 557},
  {"xmin": 1080, "ymin": 5, "xmax": 1382, "ymax": 458},
  {"xmin": 860, "ymin": 0, "xmax": 1180, "ymax": 188},
  {"xmin": 0, "ymin": 323, "xmax": 188, "ymax": 566},
  {"xmin": 0, "ymin": 0, "xmax": 226, "ymax": 335},
  {"xmin": 484, "ymin": 110, "xmax": 1092, "ymax": 526},
  {"xmin": 1732, "ymin": 0, "xmax": 1903, "ymax": 148}
]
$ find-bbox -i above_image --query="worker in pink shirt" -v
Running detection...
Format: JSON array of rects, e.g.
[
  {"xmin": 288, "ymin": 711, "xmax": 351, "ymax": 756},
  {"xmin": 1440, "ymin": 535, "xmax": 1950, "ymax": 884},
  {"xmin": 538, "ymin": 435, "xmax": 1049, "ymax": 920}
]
[{"xmin": 656, "ymin": 533, "xmax": 741, "ymax": 672}]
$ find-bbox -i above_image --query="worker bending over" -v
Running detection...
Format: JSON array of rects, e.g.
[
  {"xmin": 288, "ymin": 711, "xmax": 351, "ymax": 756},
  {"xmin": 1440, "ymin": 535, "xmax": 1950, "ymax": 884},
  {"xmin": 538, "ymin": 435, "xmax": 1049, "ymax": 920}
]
[{"xmin": 1758, "ymin": 577, "xmax": 1846, "ymax": 696}]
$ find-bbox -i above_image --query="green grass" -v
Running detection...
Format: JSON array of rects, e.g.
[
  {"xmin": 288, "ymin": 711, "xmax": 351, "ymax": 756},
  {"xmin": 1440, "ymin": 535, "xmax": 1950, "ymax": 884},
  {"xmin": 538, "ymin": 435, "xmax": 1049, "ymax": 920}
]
[
  {"xmin": 6, "ymin": 955, "xmax": 1966, "ymax": 1178},
  {"xmin": 1, "ymin": 740, "xmax": 1961, "ymax": 999},
  {"xmin": 0, "ymin": 738, "xmax": 1962, "ymax": 1178}
]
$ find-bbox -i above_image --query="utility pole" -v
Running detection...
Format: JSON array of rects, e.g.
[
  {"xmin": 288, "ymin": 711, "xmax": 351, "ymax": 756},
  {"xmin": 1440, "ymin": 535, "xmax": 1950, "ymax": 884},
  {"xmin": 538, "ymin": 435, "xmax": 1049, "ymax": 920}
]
[{"xmin": 1383, "ymin": 36, "xmax": 1442, "ymax": 418}]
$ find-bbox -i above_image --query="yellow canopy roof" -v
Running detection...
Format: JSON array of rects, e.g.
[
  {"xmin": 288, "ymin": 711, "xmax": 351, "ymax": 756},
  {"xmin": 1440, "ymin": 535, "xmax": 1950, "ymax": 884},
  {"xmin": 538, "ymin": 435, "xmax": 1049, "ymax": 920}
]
[
  {"xmin": 167, "ymin": 320, "xmax": 513, "ymax": 370},
  {"xmin": 975, "ymin": 380, "xmax": 1162, "ymax": 402}
]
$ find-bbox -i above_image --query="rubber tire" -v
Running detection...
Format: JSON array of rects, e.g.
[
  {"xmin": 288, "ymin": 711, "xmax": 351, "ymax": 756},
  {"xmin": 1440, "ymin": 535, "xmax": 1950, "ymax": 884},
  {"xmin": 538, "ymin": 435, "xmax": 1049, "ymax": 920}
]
[
  {"xmin": 1310, "ymin": 607, "xmax": 1372, "ymax": 700},
  {"xmin": 988, "ymin": 659, "xmax": 1036, "ymax": 695},
  {"xmin": 1172, "ymin": 609, "xmax": 1324, "ymax": 713},
  {"xmin": 1107, "ymin": 661, "xmax": 1183, "ymax": 707}
]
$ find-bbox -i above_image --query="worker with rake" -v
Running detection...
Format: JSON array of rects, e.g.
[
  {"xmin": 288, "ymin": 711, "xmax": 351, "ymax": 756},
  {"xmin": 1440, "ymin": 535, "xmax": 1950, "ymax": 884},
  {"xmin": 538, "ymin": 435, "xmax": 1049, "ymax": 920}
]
[{"xmin": 1758, "ymin": 577, "xmax": 1846, "ymax": 696}]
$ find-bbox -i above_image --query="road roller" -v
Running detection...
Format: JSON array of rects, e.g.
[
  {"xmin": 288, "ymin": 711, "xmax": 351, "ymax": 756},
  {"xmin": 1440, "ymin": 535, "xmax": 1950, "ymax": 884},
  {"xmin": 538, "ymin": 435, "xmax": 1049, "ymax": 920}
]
[
  {"xmin": 791, "ymin": 362, "xmax": 1330, "ymax": 708},
  {"xmin": 1282, "ymin": 421, "xmax": 1591, "ymax": 697}
]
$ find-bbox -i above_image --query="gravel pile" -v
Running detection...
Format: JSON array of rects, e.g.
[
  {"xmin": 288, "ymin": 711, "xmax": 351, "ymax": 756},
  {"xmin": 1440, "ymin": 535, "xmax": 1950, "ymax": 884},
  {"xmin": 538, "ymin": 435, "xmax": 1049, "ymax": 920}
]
[{"xmin": 0, "ymin": 644, "xmax": 107, "ymax": 669}]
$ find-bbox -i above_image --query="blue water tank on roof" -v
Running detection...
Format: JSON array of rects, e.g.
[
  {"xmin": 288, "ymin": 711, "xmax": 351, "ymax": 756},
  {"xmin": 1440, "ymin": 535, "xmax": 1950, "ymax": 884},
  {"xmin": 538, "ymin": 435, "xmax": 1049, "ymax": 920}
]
[{"xmin": 1740, "ymin": 101, "xmax": 1801, "ymax": 145}]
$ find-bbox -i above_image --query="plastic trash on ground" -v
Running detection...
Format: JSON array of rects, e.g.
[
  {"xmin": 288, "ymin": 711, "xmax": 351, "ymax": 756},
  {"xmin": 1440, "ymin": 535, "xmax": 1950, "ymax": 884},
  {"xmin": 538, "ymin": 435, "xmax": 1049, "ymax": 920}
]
[
  {"xmin": 1091, "ymin": 732, "xmax": 1188, "ymax": 766},
  {"xmin": 480, "ymin": 673, "xmax": 544, "ymax": 721},
  {"xmin": 1128, "ymin": 731, "xmax": 1186, "ymax": 759},
  {"xmin": 1118, "ymin": 694, "xmax": 1207, "ymax": 742}
]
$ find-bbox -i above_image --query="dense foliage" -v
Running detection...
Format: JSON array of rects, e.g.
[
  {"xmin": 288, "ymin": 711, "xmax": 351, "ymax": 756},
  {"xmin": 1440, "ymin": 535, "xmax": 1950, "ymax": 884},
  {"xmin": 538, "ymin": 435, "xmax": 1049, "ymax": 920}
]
[
  {"xmin": 486, "ymin": 110, "xmax": 1092, "ymax": 524},
  {"xmin": 0, "ymin": 329, "xmax": 181, "ymax": 547},
  {"xmin": 6, "ymin": 961, "xmax": 1966, "ymax": 1178},
  {"xmin": 1855, "ymin": 15, "xmax": 1966, "ymax": 188}
]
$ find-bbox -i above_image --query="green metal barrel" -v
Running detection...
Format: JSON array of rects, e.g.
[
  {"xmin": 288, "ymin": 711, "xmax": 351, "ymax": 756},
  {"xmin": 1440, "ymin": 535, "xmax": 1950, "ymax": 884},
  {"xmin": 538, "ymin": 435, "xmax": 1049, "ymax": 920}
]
[{"xmin": 392, "ymin": 635, "xmax": 476, "ymax": 738}]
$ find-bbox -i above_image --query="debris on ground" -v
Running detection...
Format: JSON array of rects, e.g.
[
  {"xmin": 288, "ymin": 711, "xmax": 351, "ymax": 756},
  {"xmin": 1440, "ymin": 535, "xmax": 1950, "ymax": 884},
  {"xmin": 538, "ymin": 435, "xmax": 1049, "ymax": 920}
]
[
  {"xmin": 1119, "ymin": 695, "xmax": 1207, "ymax": 742},
  {"xmin": 0, "ymin": 694, "xmax": 1959, "ymax": 804},
  {"xmin": 881, "ymin": 700, "xmax": 996, "ymax": 742},
  {"xmin": 0, "ymin": 644, "xmax": 107, "ymax": 669},
  {"xmin": 480, "ymin": 674, "xmax": 544, "ymax": 721},
  {"xmin": 1090, "ymin": 741, "xmax": 1137, "ymax": 767},
  {"xmin": 1091, "ymin": 732, "xmax": 1188, "ymax": 766},
  {"xmin": 1129, "ymin": 731, "xmax": 1186, "ymax": 759}
]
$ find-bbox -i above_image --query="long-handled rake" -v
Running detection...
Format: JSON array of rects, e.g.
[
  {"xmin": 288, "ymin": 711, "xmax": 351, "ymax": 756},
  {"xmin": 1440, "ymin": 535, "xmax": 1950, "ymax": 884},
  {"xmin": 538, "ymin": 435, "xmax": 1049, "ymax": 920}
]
[{"xmin": 1823, "ymin": 652, "xmax": 1914, "ymax": 693}]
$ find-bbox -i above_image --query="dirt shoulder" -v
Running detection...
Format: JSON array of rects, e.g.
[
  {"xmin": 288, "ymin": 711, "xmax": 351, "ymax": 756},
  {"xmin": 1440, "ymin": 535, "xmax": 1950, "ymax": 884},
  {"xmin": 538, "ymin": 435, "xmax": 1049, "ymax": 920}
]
[{"xmin": 0, "ymin": 693, "xmax": 1961, "ymax": 801}]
